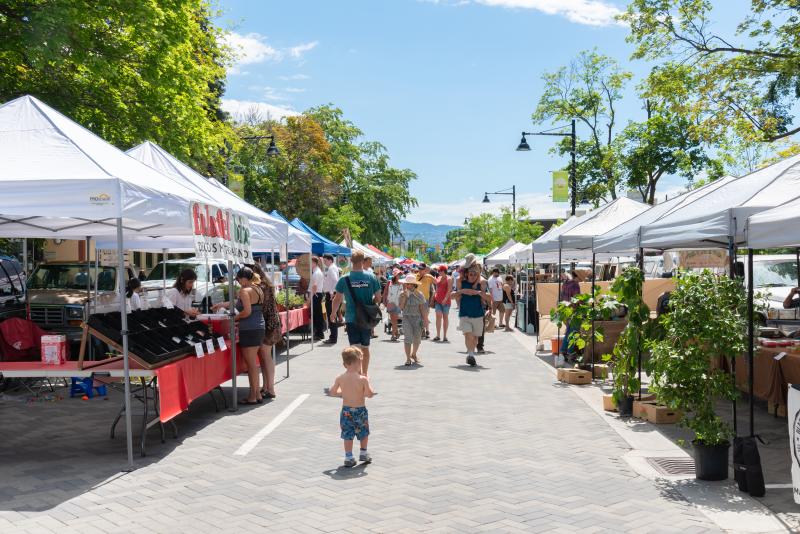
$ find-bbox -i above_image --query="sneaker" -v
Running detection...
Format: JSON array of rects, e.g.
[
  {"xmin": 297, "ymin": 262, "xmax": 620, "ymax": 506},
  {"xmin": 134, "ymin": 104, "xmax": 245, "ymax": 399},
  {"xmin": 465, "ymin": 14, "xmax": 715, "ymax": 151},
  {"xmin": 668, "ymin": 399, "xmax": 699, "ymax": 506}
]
[
  {"xmin": 359, "ymin": 451, "xmax": 372, "ymax": 463},
  {"xmin": 476, "ymin": 348, "xmax": 486, "ymax": 355},
  {"xmin": 344, "ymin": 457, "xmax": 357, "ymax": 468},
  {"xmin": 466, "ymin": 355, "xmax": 477, "ymax": 367}
]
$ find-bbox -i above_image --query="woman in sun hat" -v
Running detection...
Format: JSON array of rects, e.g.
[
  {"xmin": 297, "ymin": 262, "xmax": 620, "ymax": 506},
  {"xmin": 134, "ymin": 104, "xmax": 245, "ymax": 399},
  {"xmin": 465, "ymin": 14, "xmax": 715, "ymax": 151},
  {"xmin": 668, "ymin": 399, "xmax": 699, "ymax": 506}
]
[{"xmin": 398, "ymin": 273, "xmax": 427, "ymax": 365}]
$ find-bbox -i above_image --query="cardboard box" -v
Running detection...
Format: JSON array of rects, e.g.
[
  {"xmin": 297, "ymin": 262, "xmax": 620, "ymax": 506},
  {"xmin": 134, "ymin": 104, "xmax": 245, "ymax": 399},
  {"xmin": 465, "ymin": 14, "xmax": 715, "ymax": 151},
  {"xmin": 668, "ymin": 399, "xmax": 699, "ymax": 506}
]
[
  {"xmin": 602, "ymin": 394, "xmax": 617, "ymax": 412},
  {"xmin": 558, "ymin": 368, "xmax": 591, "ymax": 385},
  {"xmin": 593, "ymin": 364, "xmax": 609, "ymax": 379},
  {"xmin": 632, "ymin": 394, "xmax": 658, "ymax": 418},
  {"xmin": 768, "ymin": 401, "xmax": 787, "ymax": 418},
  {"xmin": 639, "ymin": 401, "xmax": 681, "ymax": 424},
  {"xmin": 41, "ymin": 335, "xmax": 67, "ymax": 365}
]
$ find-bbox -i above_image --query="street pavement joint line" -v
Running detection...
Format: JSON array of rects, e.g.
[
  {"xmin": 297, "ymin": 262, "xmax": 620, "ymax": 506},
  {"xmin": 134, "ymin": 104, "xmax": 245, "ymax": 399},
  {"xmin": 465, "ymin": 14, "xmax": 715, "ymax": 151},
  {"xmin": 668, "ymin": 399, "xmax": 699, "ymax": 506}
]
[{"xmin": 234, "ymin": 394, "xmax": 310, "ymax": 456}]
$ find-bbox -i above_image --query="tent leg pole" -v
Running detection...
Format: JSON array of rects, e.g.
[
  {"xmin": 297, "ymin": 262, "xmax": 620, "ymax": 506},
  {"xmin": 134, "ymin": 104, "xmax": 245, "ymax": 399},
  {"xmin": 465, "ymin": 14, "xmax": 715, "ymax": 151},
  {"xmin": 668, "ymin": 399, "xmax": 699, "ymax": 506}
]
[
  {"xmin": 228, "ymin": 260, "xmax": 237, "ymax": 412},
  {"xmin": 285, "ymin": 268, "xmax": 290, "ymax": 379},
  {"xmin": 23, "ymin": 239, "xmax": 29, "ymax": 320},
  {"xmin": 557, "ymin": 245, "xmax": 562, "ymax": 362},
  {"xmin": 728, "ymin": 236, "xmax": 738, "ymax": 436},
  {"xmin": 637, "ymin": 249, "xmax": 645, "ymax": 400},
  {"xmin": 747, "ymin": 249, "xmax": 755, "ymax": 437},
  {"xmin": 117, "ymin": 219, "xmax": 134, "ymax": 470},
  {"xmin": 795, "ymin": 248, "xmax": 800, "ymax": 288},
  {"xmin": 531, "ymin": 245, "xmax": 537, "ymax": 336},
  {"xmin": 591, "ymin": 253, "xmax": 596, "ymax": 381}
]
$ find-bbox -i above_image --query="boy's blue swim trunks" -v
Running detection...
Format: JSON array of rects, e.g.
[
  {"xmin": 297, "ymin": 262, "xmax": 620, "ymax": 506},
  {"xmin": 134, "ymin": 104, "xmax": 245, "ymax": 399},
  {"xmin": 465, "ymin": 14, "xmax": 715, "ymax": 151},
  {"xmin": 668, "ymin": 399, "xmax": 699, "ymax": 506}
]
[{"xmin": 340, "ymin": 406, "xmax": 369, "ymax": 440}]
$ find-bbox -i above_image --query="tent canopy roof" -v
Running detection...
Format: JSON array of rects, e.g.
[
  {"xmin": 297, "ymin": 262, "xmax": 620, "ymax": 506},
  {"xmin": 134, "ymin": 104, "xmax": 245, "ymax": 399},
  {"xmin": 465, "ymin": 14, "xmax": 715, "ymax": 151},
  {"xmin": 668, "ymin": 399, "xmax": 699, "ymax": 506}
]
[
  {"xmin": 640, "ymin": 154, "xmax": 800, "ymax": 250},
  {"xmin": 746, "ymin": 196, "xmax": 800, "ymax": 248},
  {"xmin": 0, "ymin": 95, "xmax": 212, "ymax": 238},
  {"xmin": 289, "ymin": 218, "xmax": 351, "ymax": 256}
]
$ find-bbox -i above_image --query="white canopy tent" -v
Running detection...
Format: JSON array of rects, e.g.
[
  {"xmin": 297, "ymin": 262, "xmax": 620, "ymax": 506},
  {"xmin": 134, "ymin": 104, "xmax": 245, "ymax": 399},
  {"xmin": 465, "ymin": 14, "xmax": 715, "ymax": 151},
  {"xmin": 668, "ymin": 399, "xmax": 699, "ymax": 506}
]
[
  {"xmin": 0, "ymin": 95, "xmax": 229, "ymax": 469},
  {"xmin": 486, "ymin": 241, "xmax": 527, "ymax": 266},
  {"xmin": 340, "ymin": 239, "xmax": 387, "ymax": 264},
  {"xmin": 483, "ymin": 239, "xmax": 517, "ymax": 266},
  {"xmin": 640, "ymin": 154, "xmax": 800, "ymax": 250},
  {"xmin": 593, "ymin": 176, "xmax": 737, "ymax": 254},
  {"xmin": 746, "ymin": 196, "xmax": 800, "ymax": 248}
]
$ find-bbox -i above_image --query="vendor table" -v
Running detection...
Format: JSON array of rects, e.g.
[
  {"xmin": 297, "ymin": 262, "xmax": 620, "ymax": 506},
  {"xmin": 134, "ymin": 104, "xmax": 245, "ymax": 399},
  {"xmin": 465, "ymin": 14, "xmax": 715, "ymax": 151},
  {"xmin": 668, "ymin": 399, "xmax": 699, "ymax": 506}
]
[
  {"xmin": 0, "ymin": 346, "xmax": 243, "ymax": 456},
  {"xmin": 734, "ymin": 347, "xmax": 800, "ymax": 416},
  {"xmin": 280, "ymin": 307, "xmax": 310, "ymax": 333}
]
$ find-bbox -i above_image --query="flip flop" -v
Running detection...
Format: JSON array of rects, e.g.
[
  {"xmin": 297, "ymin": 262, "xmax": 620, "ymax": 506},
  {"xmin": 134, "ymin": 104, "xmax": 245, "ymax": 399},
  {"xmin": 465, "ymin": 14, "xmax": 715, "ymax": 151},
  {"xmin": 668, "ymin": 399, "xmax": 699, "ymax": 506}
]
[{"xmin": 239, "ymin": 398, "xmax": 262, "ymax": 405}]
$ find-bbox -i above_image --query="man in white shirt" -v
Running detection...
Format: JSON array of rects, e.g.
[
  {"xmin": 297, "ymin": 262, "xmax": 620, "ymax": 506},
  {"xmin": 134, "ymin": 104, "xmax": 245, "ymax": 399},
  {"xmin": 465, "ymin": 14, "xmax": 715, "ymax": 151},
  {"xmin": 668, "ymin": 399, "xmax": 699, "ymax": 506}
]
[
  {"xmin": 311, "ymin": 256, "xmax": 326, "ymax": 341},
  {"xmin": 487, "ymin": 268, "xmax": 505, "ymax": 327},
  {"xmin": 322, "ymin": 254, "xmax": 341, "ymax": 345},
  {"xmin": 363, "ymin": 257, "xmax": 374, "ymax": 276}
]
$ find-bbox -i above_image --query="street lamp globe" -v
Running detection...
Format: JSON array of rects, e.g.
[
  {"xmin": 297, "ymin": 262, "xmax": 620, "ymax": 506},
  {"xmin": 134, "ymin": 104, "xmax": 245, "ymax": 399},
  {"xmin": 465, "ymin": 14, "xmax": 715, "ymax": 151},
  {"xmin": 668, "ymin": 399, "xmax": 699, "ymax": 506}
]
[
  {"xmin": 516, "ymin": 134, "xmax": 531, "ymax": 152},
  {"xmin": 482, "ymin": 193, "xmax": 490, "ymax": 203},
  {"xmin": 266, "ymin": 138, "xmax": 280, "ymax": 157}
]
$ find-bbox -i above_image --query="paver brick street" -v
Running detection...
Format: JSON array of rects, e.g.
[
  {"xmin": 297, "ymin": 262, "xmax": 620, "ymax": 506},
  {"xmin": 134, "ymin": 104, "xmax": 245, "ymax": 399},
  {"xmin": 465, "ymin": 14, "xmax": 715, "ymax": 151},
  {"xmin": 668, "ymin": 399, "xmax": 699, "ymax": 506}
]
[{"xmin": 0, "ymin": 311, "xmax": 722, "ymax": 533}]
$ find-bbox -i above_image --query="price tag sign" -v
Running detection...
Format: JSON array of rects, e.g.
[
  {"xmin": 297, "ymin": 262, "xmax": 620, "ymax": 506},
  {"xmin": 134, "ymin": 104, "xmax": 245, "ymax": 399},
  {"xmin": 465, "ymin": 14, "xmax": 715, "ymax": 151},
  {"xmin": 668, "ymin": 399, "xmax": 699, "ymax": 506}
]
[
  {"xmin": 776, "ymin": 352, "xmax": 787, "ymax": 361},
  {"xmin": 194, "ymin": 343, "xmax": 204, "ymax": 358},
  {"xmin": 205, "ymin": 339, "xmax": 215, "ymax": 354},
  {"xmin": 217, "ymin": 337, "xmax": 227, "ymax": 351}
]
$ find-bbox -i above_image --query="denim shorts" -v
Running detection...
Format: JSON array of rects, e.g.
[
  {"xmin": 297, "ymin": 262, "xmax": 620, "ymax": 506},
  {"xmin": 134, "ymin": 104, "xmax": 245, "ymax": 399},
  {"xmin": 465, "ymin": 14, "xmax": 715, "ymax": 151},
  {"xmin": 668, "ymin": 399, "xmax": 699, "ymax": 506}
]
[
  {"xmin": 340, "ymin": 406, "xmax": 369, "ymax": 440},
  {"xmin": 345, "ymin": 323, "xmax": 372, "ymax": 347},
  {"xmin": 434, "ymin": 302, "xmax": 451, "ymax": 314}
]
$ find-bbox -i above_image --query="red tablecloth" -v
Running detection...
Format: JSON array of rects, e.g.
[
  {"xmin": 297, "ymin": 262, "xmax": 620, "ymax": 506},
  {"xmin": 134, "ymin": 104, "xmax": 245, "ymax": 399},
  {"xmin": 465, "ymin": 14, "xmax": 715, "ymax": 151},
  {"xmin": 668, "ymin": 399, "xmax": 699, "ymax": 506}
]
[{"xmin": 280, "ymin": 307, "xmax": 310, "ymax": 333}]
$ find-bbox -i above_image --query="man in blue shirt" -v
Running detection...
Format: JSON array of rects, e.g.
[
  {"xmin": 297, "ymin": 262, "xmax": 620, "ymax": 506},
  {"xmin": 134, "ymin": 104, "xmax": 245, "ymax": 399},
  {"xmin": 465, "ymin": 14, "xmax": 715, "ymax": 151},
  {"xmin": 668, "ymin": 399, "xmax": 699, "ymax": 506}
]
[{"xmin": 332, "ymin": 251, "xmax": 382, "ymax": 376}]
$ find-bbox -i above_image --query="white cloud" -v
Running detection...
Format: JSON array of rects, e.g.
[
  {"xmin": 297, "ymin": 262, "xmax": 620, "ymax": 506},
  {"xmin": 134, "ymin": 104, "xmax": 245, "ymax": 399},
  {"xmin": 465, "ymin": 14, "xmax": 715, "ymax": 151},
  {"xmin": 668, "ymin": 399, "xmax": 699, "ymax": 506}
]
[
  {"xmin": 283, "ymin": 87, "xmax": 307, "ymax": 93},
  {"xmin": 425, "ymin": 0, "xmax": 622, "ymax": 26},
  {"xmin": 262, "ymin": 86, "xmax": 292, "ymax": 101},
  {"xmin": 409, "ymin": 192, "xmax": 573, "ymax": 225},
  {"xmin": 289, "ymin": 41, "xmax": 319, "ymax": 58},
  {"xmin": 278, "ymin": 74, "xmax": 311, "ymax": 81},
  {"xmin": 222, "ymin": 32, "xmax": 319, "ymax": 73},
  {"xmin": 221, "ymin": 99, "xmax": 299, "ymax": 123}
]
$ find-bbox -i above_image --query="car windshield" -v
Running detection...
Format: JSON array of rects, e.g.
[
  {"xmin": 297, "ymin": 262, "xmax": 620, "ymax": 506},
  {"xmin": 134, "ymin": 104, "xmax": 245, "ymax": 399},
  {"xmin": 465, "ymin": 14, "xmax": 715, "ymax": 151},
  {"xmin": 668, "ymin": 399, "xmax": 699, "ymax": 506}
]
[
  {"xmin": 28, "ymin": 265, "xmax": 117, "ymax": 291},
  {"xmin": 753, "ymin": 261, "xmax": 798, "ymax": 288},
  {"xmin": 146, "ymin": 263, "xmax": 210, "ymax": 282}
]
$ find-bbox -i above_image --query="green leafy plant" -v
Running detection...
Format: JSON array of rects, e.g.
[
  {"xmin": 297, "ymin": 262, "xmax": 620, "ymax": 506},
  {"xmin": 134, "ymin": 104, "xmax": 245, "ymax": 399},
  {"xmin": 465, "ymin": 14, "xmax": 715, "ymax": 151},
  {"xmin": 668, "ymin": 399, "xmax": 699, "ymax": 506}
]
[
  {"xmin": 604, "ymin": 267, "xmax": 649, "ymax": 403},
  {"xmin": 648, "ymin": 270, "xmax": 746, "ymax": 445},
  {"xmin": 277, "ymin": 288, "xmax": 306, "ymax": 310},
  {"xmin": 551, "ymin": 288, "xmax": 617, "ymax": 361}
]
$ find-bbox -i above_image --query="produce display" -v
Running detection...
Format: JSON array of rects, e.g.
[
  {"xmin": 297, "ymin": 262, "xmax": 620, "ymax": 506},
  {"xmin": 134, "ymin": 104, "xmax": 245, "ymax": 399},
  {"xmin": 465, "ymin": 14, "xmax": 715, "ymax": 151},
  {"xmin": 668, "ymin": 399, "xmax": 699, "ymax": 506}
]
[{"xmin": 88, "ymin": 308, "xmax": 215, "ymax": 368}]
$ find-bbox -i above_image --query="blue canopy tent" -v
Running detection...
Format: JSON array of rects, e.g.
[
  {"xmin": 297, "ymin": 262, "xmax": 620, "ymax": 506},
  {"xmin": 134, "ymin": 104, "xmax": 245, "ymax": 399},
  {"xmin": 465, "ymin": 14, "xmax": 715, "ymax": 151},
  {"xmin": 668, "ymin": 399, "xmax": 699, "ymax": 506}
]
[{"xmin": 289, "ymin": 217, "xmax": 352, "ymax": 256}]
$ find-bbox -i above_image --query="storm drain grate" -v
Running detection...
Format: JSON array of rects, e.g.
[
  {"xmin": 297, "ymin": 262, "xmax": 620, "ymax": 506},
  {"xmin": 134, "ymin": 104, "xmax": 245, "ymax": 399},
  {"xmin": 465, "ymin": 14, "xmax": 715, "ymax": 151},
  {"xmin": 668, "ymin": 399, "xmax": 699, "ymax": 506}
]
[{"xmin": 645, "ymin": 457, "xmax": 695, "ymax": 476}]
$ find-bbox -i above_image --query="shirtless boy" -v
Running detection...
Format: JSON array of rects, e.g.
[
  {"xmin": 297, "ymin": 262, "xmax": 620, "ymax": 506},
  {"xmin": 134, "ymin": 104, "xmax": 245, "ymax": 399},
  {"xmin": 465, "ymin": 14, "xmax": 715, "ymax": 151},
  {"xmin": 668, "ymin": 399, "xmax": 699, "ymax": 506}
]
[{"xmin": 329, "ymin": 346, "xmax": 375, "ymax": 467}]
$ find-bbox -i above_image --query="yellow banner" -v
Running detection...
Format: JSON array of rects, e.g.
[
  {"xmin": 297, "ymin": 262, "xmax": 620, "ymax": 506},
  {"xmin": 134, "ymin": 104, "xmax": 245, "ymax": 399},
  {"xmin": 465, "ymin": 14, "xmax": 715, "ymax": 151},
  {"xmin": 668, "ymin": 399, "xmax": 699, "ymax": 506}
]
[{"xmin": 552, "ymin": 171, "xmax": 569, "ymax": 203}]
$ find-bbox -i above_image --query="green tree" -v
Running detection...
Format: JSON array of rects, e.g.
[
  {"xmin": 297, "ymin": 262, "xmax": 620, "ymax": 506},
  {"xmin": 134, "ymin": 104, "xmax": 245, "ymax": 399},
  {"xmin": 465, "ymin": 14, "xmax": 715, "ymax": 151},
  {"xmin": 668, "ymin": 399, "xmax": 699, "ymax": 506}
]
[
  {"xmin": 319, "ymin": 205, "xmax": 364, "ymax": 243},
  {"xmin": 448, "ymin": 208, "xmax": 543, "ymax": 257},
  {"xmin": 0, "ymin": 0, "xmax": 233, "ymax": 172},
  {"xmin": 622, "ymin": 0, "xmax": 800, "ymax": 144},
  {"xmin": 533, "ymin": 50, "xmax": 632, "ymax": 203},
  {"xmin": 307, "ymin": 105, "xmax": 418, "ymax": 246}
]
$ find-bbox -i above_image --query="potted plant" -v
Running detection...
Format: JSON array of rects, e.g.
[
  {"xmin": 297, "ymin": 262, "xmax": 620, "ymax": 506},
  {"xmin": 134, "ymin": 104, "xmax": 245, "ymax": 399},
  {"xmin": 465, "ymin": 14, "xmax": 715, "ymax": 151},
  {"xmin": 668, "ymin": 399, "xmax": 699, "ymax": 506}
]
[
  {"xmin": 604, "ymin": 267, "xmax": 648, "ymax": 418},
  {"xmin": 648, "ymin": 269, "xmax": 745, "ymax": 481},
  {"xmin": 551, "ymin": 288, "xmax": 616, "ymax": 369}
]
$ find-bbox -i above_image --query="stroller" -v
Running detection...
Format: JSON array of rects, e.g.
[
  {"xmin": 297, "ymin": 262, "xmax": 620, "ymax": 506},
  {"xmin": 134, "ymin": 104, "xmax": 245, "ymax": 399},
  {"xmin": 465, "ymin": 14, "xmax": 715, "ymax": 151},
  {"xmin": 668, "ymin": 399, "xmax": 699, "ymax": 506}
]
[{"xmin": 383, "ymin": 308, "xmax": 403, "ymax": 338}]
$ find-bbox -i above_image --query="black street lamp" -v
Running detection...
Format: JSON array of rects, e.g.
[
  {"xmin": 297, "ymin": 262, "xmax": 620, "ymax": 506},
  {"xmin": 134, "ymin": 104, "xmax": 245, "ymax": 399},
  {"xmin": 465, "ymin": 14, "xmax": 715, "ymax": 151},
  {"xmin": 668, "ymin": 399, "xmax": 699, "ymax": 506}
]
[
  {"xmin": 516, "ymin": 118, "xmax": 578, "ymax": 216},
  {"xmin": 482, "ymin": 185, "xmax": 516, "ymax": 220},
  {"xmin": 241, "ymin": 134, "xmax": 280, "ymax": 157}
]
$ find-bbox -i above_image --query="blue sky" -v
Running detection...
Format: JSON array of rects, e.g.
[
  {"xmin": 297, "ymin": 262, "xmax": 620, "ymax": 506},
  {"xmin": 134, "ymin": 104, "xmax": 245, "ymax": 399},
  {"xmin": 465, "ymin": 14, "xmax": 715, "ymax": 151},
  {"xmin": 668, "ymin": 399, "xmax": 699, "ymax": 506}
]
[{"xmin": 215, "ymin": 0, "xmax": 742, "ymax": 225}]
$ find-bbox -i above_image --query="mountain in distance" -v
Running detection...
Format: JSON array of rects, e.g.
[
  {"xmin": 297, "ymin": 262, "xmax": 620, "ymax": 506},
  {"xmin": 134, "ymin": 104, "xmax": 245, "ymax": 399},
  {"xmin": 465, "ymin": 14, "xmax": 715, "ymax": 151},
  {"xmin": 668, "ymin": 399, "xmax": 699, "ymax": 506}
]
[{"xmin": 399, "ymin": 220, "xmax": 460, "ymax": 246}]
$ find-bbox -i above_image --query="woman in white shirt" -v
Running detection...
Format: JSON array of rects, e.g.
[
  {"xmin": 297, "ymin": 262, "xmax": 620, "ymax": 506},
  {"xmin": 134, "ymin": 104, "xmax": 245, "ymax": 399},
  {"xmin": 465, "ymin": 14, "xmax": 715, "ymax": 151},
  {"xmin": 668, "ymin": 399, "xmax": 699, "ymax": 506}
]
[
  {"xmin": 126, "ymin": 278, "xmax": 144, "ymax": 311},
  {"xmin": 167, "ymin": 268, "xmax": 199, "ymax": 317},
  {"xmin": 382, "ymin": 270, "xmax": 403, "ymax": 341}
]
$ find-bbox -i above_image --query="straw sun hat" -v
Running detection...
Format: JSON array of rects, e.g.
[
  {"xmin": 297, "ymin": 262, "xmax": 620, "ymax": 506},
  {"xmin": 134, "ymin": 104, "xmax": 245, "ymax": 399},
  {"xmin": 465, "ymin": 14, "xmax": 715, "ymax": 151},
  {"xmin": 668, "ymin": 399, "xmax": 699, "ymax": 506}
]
[{"xmin": 401, "ymin": 274, "xmax": 421, "ymax": 285}]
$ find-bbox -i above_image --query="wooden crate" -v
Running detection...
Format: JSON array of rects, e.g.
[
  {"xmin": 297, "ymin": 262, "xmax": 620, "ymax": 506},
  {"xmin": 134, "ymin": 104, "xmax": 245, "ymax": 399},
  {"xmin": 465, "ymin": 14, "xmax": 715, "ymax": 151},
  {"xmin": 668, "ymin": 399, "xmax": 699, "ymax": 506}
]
[
  {"xmin": 632, "ymin": 394, "xmax": 658, "ymax": 418},
  {"xmin": 602, "ymin": 394, "xmax": 617, "ymax": 412},
  {"xmin": 592, "ymin": 364, "xmax": 609, "ymax": 379}
]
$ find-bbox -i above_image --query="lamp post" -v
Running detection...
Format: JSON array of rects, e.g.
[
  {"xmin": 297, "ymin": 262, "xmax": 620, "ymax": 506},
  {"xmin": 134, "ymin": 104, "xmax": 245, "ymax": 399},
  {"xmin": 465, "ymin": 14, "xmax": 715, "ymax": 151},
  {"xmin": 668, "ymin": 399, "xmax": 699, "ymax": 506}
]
[
  {"xmin": 516, "ymin": 119, "xmax": 577, "ymax": 216},
  {"xmin": 482, "ymin": 185, "xmax": 516, "ymax": 220},
  {"xmin": 241, "ymin": 134, "xmax": 280, "ymax": 156}
]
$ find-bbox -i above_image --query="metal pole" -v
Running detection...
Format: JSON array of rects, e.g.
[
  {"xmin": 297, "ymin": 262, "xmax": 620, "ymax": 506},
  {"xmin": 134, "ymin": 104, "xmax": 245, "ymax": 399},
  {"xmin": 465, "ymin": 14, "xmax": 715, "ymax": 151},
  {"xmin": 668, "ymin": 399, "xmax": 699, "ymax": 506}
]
[
  {"xmin": 637, "ymin": 248, "xmax": 644, "ymax": 400},
  {"xmin": 22, "ymin": 239, "xmax": 29, "ymax": 319},
  {"xmin": 285, "ymin": 266, "xmax": 290, "ymax": 378},
  {"xmin": 85, "ymin": 237, "xmax": 92, "ymax": 359},
  {"xmin": 272, "ymin": 247, "xmax": 277, "ymax": 367},
  {"xmin": 728, "ymin": 235, "xmax": 738, "ymax": 436},
  {"xmin": 557, "ymin": 243, "xmax": 562, "ymax": 360},
  {"xmin": 570, "ymin": 119, "xmax": 577, "ymax": 216},
  {"xmin": 795, "ymin": 248, "xmax": 800, "ymax": 288},
  {"xmin": 310, "ymin": 254, "xmax": 314, "ymax": 350},
  {"xmin": 747, "ymin": 248, "xmax": 755, "ymax": 437},
  {"xmin": 116, "ymin": 219, "xmax": 134, "ymax": 470},
  {"xmin": 531, "ymin": 245, "xmax": 537, "ymax": 335},
  {"xmin": 162, "ymin": 249, "xmax": 167, "ymax": 303},
  {"xmin": 228, "ymin": 259, "xmax": 237, "ymax": 411},
  {"xmin": 512, "ymin": 185, "xmax": 516, "ymax": 221},
  {"xmin": 591, "ymin": 252, "xmax": 596, "ymax": 380}
]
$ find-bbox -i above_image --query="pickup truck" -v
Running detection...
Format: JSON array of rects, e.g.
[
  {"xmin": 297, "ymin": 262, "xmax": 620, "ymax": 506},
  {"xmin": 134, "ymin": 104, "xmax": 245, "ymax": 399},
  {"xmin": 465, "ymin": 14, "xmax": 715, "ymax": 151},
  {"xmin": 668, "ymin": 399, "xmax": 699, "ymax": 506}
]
[
  {"xmin": 749, "ymin": 254, "xmax": 800, "ymax": 327},
  {"xmin": 0, "ymin": 256, "xmax": 26, "ymax": 323},
  {"xmin": 141, "ymin": 258, "xmax": 229, "ymax": 311},
  {"xmin": 27, "ymin": 262, "xmax": 137, "ymax": 342}
]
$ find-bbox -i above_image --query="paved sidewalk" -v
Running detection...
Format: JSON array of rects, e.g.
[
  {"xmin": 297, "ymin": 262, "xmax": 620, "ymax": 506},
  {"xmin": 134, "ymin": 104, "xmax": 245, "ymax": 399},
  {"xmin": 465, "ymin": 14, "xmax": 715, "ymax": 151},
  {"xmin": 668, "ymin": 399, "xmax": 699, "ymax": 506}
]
[{"xmin": 0, "ymin": 311, "xmax": 725, "ymax": 533}]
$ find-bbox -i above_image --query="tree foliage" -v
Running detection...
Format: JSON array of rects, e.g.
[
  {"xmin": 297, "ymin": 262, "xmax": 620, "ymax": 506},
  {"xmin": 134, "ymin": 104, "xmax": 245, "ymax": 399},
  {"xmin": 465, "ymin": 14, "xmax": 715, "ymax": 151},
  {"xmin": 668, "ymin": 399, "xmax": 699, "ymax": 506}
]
[
  {"xmin": 533, "ymin": 50, "xmax": 631, "ymax": 203},
  {"xmin": 0, "ymin": 0, "xmax": 233, "ymax": 172},
  {"xmin": 319, "ymin": 205, "xmax": 364, "ymax": 243},
  {"xmin": 445, "ymin": 207, "xmax": 543, "ymax": 259},
  {"xmin": 622, "ymin": 0, "xmax": 800, "ymax": 144}
]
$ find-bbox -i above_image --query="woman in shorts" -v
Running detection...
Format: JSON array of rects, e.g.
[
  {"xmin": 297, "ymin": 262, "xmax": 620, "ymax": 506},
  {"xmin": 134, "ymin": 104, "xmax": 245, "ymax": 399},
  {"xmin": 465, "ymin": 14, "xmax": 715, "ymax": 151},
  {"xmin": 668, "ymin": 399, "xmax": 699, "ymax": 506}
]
[
  {"xmin": 433, "ymin": 266, "xmax": 452, "ymax": 342},
  {"xmin": 502, "ymin": 275, "xmax": 516, "ymax": 332}
]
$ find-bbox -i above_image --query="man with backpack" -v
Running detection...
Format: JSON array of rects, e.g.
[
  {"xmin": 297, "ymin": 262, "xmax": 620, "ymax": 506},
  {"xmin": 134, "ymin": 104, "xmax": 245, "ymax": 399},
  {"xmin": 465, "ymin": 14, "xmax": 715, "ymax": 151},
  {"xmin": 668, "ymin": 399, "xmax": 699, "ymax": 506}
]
[{"xmin": 331, "ymin": 251, "xmax": 383, "ymax": 376}]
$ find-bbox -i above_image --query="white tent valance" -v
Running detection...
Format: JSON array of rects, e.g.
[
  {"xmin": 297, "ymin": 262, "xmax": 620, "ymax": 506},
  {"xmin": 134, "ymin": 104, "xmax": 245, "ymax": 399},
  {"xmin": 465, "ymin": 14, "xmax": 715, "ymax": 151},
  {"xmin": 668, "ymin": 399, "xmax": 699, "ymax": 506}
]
[{"xmin": 746, "ymin": 196, "xmax": 800, "ymax": 248}]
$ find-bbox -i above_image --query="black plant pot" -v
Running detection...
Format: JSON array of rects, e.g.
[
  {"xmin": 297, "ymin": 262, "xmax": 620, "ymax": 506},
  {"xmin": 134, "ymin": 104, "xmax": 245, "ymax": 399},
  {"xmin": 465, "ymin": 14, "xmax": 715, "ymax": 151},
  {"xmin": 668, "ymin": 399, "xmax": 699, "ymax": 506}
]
[
  {"xmin": 693, "ymin": 440, "xmax": 730, "ymax": 481},
  {"xmin": 617, "ymin": 395, "xmax": 634, "ymax": 418}
]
